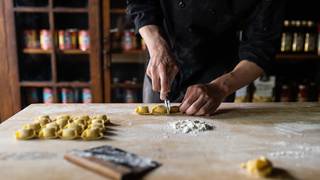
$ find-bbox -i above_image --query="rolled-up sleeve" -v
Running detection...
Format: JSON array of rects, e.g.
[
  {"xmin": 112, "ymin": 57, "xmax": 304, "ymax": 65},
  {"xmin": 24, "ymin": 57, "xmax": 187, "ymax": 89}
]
[
  {"xmin": 126, "ymin": 0, "xmax": 162, "ymax": 32},
  {"xmin": 239, "ymin": 0, "xmax": 286, "ymax": 73}
]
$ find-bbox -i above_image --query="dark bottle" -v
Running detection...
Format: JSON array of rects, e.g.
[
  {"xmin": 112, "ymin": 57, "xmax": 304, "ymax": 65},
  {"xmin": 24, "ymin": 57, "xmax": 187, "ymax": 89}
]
[
  {"xmin": 280, "ymin": 20, "xmax": 293, "ymax": 52},
  {"xmin": 292, "ymin": 21, "xmax": 305, "ymax": 53},
  {"xmin": 304, "ymin": 21, "xmax": 317, "ymax": 53}
]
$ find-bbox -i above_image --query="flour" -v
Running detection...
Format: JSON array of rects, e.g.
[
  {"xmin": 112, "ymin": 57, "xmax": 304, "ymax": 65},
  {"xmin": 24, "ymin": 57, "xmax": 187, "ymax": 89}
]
[{"xmin": 169, "ymin": 120, "xmax": 214, "ymax": 134}]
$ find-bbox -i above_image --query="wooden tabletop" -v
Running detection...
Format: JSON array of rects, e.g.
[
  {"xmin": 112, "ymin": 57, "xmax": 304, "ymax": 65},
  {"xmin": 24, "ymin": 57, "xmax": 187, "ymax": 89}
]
[{"xmin": 0, "ymin": 103, "xmax": 320, "ymax": 180}]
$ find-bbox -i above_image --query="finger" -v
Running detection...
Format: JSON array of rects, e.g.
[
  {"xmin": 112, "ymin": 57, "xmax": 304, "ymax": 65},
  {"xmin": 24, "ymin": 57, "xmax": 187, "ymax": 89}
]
[
  {"xmin": 185, "ymin": 95, "xmax": 207, "ymax": 115},
  {"xmin": 151, "ymin": 71, "xmax": 160, "ymax": 92},
  {"xmin": 195, "ymin": 100, "xmax": 216, "ymax": 116},
  {"xmin": 180, "ymin": 89, "xmax": 198, "ymax": 113},
  {"xmin": 159, "ymin": 65, "xmax": 169, "ymax": 100}
]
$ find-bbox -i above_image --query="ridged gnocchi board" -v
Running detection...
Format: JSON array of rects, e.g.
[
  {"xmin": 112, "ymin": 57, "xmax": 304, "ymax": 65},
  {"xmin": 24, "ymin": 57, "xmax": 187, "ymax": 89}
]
[{"xmin": 64, "ymin": 145, "xmax": 160, "ymax": 180}]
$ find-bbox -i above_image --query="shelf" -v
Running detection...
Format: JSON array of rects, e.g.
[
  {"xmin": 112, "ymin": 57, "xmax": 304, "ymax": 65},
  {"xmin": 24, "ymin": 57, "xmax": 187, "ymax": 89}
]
[
  {"xmin": 13, "ymin": 7, "xmax": 49, "ymax": 13},
  {"xmin": 23, "ymin": 49, "xmax": 89, "ymax": 55},
  {"xmin": 13, "ymin": 7, "xmax": 88, "ymax": 13},
  {"xmin": 110, "ymin": 8, "xmax": 126, "ymax": 14},
  {"xmin": 58, "ymin": 49, "xmax": 89, "ymax": 54},
  {"xmin": 23, "ymin": 48, "xmax": 52, "ymax": 54},
  {"xmin": 111, "ymin": 83, "xmax": 143, "ymax": 89},
  {"xmin": 57, "ymin": 82, "xmax": 90, "ymax": 87},
  {"xmin": 112, "ymin": 50, "xmax": 147, "ymax": 64},
  {"xmin": 53, "ymin": 8, "xmax": 88, "ymax": 13},
  {"xmin": 275, "ymin": 54, "xmax": 320, "ymax": 61},
  {"xmin": 20, "ymin": 81, "xmax": 54, "ymax": 87}
]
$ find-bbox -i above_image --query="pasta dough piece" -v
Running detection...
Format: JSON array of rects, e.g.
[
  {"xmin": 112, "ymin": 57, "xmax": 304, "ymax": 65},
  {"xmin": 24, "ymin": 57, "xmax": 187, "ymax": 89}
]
[
  {"xmin": 241, "ymin": 156, "xmax": 273, "ymax": 177},
  {"xmin": 35, "ymin": 116, "xmax": 51, "ymax": 127},
  {"xmin": 56, "ymin": 118, "xmax": 68, "ymax": 129},
  {"xmin": 39, "ymin": 127, "xmax": 58, "ymax": 139},
  {"xmin": 91, "ymin": 119, "xmax": 106, "ymax": 125},
  {"xmin": 56, "ymin": 115, "xmax": 70, "ymax": 121},
  {"xmin": 135, "ymin": 106, "xmax": 150, "ymax": 115},
  {"xmin": 45, "ymin": 122, "xmax": 60, "ymax": 131},
  {"xmin": 151, "ymin": 105, "xmax": 168, "ymax": 115},
  {"xmin": 58, "ymin": 128, "xmax": 78, "ymax": 140},
  {"xmin": 88, "ymin": 123, "xmax": 106, "ymax": 131},
  {"xmin": 22, "ymin": 122, "xmax": 41, "ymax": 133},
  {"xmin": 64, "ymin": 123, "xmax": 84, "ymax": 135},
  {"xmin": 81, "ymin": 128, "xmax": 104, "ymax": 140},
  {"xmin": 170, "ymin": 106, "xmax": 180, "ymax": 113},
  {"xmin": 15, "ymin": 129, "xmax": 36, "ymax": 140},
  {"xmin": 91, "ymin": 114, "xmax": 107, "ymax": 120},
  {"xmin": 72, "ymin": 118, "xmax": 87, "ymax": 127}
]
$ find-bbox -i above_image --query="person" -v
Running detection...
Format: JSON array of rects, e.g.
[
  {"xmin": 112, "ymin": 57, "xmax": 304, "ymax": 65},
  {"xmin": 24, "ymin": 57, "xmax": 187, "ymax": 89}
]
[{"xmin": 127, "ymin": 0, "xmax": 285, "ymax": 115}]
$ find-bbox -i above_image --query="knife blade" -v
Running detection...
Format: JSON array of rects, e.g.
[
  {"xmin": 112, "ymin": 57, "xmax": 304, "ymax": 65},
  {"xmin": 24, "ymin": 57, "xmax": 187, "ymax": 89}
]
[{"xmin": 164, "ymin": 98, "xmax": 171, "ymax": 114}]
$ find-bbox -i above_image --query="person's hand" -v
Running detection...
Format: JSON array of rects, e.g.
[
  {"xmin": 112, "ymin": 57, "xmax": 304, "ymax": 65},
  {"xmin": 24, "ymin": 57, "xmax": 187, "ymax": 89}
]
[
  {"xmin": 179, "ymin": 83, "xmax": 228, "ymax": 116},
  {"xmin": 146, "ymin": 39, "xmax": 179, "ymax": 100}
]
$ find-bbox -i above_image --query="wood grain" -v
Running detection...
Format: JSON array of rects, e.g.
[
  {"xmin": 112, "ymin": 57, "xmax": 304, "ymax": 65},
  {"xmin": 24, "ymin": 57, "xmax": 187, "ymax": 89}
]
[{"xmin": 0, "ymin": 103, "xmax": 320, "ymax": 179}]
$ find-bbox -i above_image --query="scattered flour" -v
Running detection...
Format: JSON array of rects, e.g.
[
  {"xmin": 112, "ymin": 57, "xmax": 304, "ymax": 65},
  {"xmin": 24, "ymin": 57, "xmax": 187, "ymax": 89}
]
[{"xmin": 169, "ymin": 120, "xmax": 214, "ymax": 134}]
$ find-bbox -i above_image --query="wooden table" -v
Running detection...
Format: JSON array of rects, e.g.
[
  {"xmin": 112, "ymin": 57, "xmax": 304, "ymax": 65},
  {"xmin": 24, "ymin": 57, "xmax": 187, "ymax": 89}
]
[{"xmin": 0, "ymin": 103, "xmax": 320, "ymax": 180}]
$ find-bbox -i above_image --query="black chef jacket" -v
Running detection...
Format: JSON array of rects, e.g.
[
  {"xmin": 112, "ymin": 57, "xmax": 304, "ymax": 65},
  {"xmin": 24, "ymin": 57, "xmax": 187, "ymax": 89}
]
[{"xmin": 127, "ymin": 0, "xmax": 285, "ymax": 102}]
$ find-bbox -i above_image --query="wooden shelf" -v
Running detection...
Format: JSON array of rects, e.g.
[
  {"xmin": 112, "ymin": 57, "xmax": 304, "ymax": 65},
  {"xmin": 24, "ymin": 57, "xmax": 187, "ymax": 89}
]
[
  {"xmin": 13, "ymin": 7, "xmax": 49, "ymax": 13},
  {"xmin": 20, "ymin": 81, "xmax": 54, "ymax": 87},
  {"xmin": 276, "ymin": 54, "xmax": 320, "ymax": 61},
  {"xmin": 112, "ymin": 50, "xmax": 147, "ymax": 64},
  {"xmin": 53, "ymin": 8, "xmax": 88, "ymax": 13},
  {"xmin": 111, "ymin": 83, "xmax": 142, "ymax": 89},
  {"xmin": 110, "ymin": 8, "xmax": 126, "ymax": 14},
  {"xmin": 13, "ymin": 7, "xmax": 88, "ymax": 13},
  {"xmin": 58, "ymin": 49, "xmax": 89, "ymax": 54},
  {"xmin": 23, "ymin": 49, "xmax": 89, "ymax": 55},
  {"xmin": 23, "ymin": 49, "xmax": 52, "ymax": 54},
  {"xmin": 57, "ymin": 82, "xmax": 90, "ymax": 87}
]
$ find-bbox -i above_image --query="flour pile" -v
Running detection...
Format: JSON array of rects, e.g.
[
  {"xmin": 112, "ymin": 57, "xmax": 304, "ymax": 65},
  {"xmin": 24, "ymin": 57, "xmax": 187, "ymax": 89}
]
[{"xmin": 170, "ymin": 120, "xmax": 214, "ymax": 134}]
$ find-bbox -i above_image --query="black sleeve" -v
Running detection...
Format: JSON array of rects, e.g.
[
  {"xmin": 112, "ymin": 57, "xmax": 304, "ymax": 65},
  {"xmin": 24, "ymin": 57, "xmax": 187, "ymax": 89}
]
[
  {"xmin": 126, "ymin": 0, "xmax": 162, "ymax": 32},
  {"xmin": 239, "ymin": 0, "xmax": 286, "ymax": 73}
]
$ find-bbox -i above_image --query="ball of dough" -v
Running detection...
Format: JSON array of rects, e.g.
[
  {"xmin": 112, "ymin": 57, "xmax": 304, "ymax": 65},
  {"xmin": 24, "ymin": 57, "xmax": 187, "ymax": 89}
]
[
  {"xmin": 135, "ymin": 106, "xmax": 150, "ymax": 115},
  {"xmin": 39, "ymin": 127, "xmax": 58, "ymax": 139},
  {"xmin": 151, "ymin": 105, "xmax": 168, "ymax": 115},
  {"xmin": 170, "ymin": 106, "xmax": 180, "ymax": 113},
  {"xmin": 59, "ymin": 128, "xmax": 78, "ymax": 140},
  {"xmin": 81, "ymin": 128, "xmax": 104, "ymax": 140},
  {"xmin": 65, "ymin": 123, "xmax": 84, "ymax": 135},
  {"xmin": 241, "ymin": 156, "xmax": 273, "ymax": 177},
  {"xmin": 22, "ymin": 122, "xmax": 41, "ymax": 133},
  {"xmin": 56, "ymin": 118, "xmax": 68, "ymax": 129},
  {"xmin": 15, "ymin": 129, "xmax": 36, "ymax": 140}
]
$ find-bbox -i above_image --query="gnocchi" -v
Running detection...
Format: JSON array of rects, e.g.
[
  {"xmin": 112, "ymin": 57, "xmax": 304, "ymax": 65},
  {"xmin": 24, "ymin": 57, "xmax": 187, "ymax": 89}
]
[
  {"xmin": 81, "ymin": 128, "xmax": 104, "ymax": 140},
  {"xmin": 39, "ymin": 127, "xmax": 58, "ymax": 139},
  {"xmin": 15, "ymin": 129, "xmax": 36, "ymax": 140},
  {"xmin": 241, "ymin": 156, "xmax": 273, "ymax": 177}
]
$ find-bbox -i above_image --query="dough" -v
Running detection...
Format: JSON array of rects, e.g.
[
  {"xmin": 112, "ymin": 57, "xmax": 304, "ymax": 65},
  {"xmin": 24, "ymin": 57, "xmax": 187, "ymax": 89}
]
[
  {"xmin": 58, "ymin": 128, "xmax": 79, "ymax": 140},
  {"xmin": 91, "ymin": 114, "xmax": 107, "ymax": 120},
  {"xmin": 135, "ymin": 105, "xmax": 180, "ymax": 115},
  {"xmin": 151, "ymin": 105, "xmax": 168, "ymax": 115},
  {"xmin": 35, "ymin": 116, "xmax": 51, "ymax": 127},
  {"xmin": 22, "ymin": 123, "xmax": 41, "ymax": 133},
  {"xmin": 88, "ymin": 123, "xmax": 105, "ymax": 132},
  {"xmin": 56, "ymin": 115, "xmax": 70, "ymax": 121},
  {"xmin": 15, "ymin": 129, "xmax": 36, "ymax": 140},
  {"xmin": 241, "ymin": 156, "xmax": 273, "ymax": 177},
  {"xmin": 45, "ymin": 122, "xmax": 60, "ymax": 131},
  {"xmin": 81, "ymin": 128, "xmax": 104, "ymax": 140},
  {"xmin": 56, "ymin": 118, "xmax": 68, "ymax": 129},
  {"xmin": 135, "ymin": 106, "xmax": 150, "ymax": 115},
  {"xmin": 39, "ymin": 127, "xmax": 58, "ymax": 139},
  {"xmin": 65, "ymin": 123, "xmax": 84, "ymax": 135}
]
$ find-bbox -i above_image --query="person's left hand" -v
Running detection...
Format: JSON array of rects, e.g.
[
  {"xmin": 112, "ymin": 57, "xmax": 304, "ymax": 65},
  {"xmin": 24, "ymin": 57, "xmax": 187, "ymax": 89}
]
[{"xmin": 179, "ymin": 83, "xmax": 228, "ymax": 116}]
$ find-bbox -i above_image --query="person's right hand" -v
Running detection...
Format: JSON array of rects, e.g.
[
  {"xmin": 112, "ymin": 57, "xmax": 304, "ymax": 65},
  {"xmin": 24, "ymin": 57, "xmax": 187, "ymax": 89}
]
[
  {"xmin": 139, "ymin": 25, "xmax": 179, "ymax": 100},
  {"xmin": 146, "ymin": 40, "xmax": 179, "ymax": 100}
]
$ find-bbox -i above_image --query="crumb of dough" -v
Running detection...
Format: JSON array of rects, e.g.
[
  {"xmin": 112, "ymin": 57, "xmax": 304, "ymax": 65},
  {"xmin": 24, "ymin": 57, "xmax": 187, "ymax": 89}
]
[{"xmin": 241, "ymin": 156, "xmax": 273, "ymax": 177}]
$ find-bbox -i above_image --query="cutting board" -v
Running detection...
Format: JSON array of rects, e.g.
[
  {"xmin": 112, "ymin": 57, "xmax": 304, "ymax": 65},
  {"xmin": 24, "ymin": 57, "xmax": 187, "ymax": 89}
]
[{"xmin": 0, "ymin": 103, "xmax": 320, "ymax": 180}]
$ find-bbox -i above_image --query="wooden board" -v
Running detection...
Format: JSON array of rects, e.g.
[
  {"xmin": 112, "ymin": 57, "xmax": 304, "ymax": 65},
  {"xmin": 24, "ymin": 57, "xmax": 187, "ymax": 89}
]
[{"xmin": 0, "ymin": 103, "xmax": 320, "ymax": 180}]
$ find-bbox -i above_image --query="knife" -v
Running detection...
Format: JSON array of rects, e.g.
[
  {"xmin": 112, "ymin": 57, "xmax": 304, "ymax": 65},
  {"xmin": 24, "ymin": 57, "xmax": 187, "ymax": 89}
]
[{"xmin": 164, "ymin": 98, "xmax": 171, "ymax": 114}]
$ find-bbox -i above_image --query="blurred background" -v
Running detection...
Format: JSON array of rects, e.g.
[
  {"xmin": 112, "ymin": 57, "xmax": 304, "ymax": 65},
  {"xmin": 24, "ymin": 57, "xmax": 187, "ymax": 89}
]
[{"xmin": 0, "ymin": 0, "xmax": 319, "ymax": 121}]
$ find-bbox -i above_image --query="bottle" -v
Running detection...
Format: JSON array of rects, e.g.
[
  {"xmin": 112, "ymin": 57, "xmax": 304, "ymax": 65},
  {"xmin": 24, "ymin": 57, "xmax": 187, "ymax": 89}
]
[
  {"xmin": 280, "ymin": 20, "xmax": 293, "ymax": 52},
  {"xmin": 297, "ymin": 84, "xmax": 308, "ymax": 102},
  {"xmin": 292, "ymin": 21, "xmax": 305, "ymax": 53},
  {"xmin": 280, "ymin": 84, "xmax": 291, "ymax": 102},
  {"xmin": 304, "ymin": 21, "xmax": 317, "ymax": 53}
]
